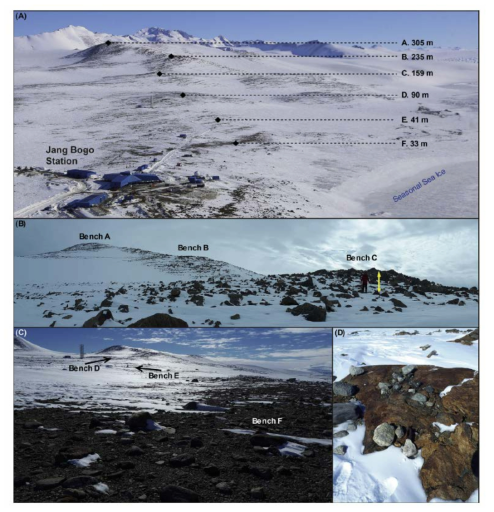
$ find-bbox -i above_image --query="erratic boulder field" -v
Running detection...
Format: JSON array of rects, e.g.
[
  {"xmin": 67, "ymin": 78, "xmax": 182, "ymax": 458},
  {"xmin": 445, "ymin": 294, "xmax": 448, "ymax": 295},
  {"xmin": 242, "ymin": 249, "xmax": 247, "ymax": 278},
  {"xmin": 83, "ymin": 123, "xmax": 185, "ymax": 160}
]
[{"xmin": 334, "ymin": 364, "xmax": 478, "ymax": 502}]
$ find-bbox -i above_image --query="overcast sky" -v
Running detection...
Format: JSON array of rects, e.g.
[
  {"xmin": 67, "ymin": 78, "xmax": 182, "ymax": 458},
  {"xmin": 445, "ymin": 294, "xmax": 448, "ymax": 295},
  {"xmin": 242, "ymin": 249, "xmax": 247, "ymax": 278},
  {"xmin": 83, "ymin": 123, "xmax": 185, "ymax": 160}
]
[
  {"xmin": 15, "ymin": 219, "xmax": 478, "ymax": 287},
  {"xmin": 17, "ymin": 328, "xmax": 332, "ymax": 373}
]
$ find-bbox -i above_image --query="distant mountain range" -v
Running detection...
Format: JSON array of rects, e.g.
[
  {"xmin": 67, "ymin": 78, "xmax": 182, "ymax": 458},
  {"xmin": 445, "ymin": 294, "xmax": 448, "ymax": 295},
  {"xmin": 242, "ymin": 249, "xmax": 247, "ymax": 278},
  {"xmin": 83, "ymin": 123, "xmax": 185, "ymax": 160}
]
[
  {"xmin": 14, "ymin": 25, "xmax": 393, "ymax": 56},
  {"xmin": 15, "ymin": 25, "xmax": 476, "ymax": 56}
]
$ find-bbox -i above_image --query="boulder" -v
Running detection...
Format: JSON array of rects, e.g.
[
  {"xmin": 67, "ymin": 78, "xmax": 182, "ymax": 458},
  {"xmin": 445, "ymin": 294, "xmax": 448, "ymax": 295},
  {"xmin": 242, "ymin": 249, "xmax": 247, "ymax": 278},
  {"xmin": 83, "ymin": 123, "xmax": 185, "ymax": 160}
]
[
  {"xmin": 126, "ymin": 411, "xmax": 152, "ymax": 431},
  {"xmin": 250, "ymin": 434, "xmax": 286, "ymax": 447},
  {"xmin": 250, "ymin": 487, "xmax": 265, "ymax": 499},
  {"xmin": 373, "ymin": 423, "xmax": 395, "ymax": 447},
  {"xmin": 401, "ymin": 365, "xmax": 417, "ymax": 376},
  {"xmin": 204, "ymin": 465, "xmax": 220, "ymax": 476},
  {"xmin": 216, "ymin": 482, "xmax": 232, "ymax": 495},
  {"xmin": 333, "ymin": 382, "xmax": 358, "ymax": 397},
  {"xmin": 35, "ymin": 477, "xmax": 66, "ymax": 490},
  {"xmin": 410, "ymin": 393, "xmax": 428, "ymax": 404},
  {"xmin": 125, "ymin": 446, "xmax": 145, "ymax": 456},
  {"xmin": 349, "ymin": 365, "xmax": 365, "ymax": 376},
  {"xmin": 402, "ymin": 439, "xmax": 418, "ymax": 458},
  {"xmin": 280, "ymin": 296, "xmax": 299, "ymax": 306},
  {"xmin": 62, "ymin": 476, "xmax": 99, "ymax": 488},
  {"xmin": 228, "ymin": 293, "xmax": 243, "ymax": 306},
  {"xmin": 128, "ymin": 314, "xmax": 188, "ymax": 328},
  {"xmin": 183, "ymin": 402, "xmax": 198, "ymax": 410},
  {"xmin": 160, "ymin": 485, "xmax": 201, "ymax": 503},
  {"xmin": 83, "ymin": 310, "xmax": 113, "ymax": 328},
  {"xmin": 334, "ymin": 430, "xmax": 349, "ymax": 438},
  {"xmin": 170, "ymin": 454, "xmax": 195, "ymax": 467},
  {"xmin": 55, "ymin": 447, "xmax": 95, "ymax": 464},
  {"xmin": 334, "ymin": 445, "xmax": 347, "ymax": 455},
  {"xmin": 395, "ymin": 426, "xmax": 406, "ymax": 439},
  {"xmin": 290, "ymin": 303, "xmax": 327, "ymax": 322},
  {"xmin": 390, "ymin": 298, "xmax": 407, "ymax": 308}
]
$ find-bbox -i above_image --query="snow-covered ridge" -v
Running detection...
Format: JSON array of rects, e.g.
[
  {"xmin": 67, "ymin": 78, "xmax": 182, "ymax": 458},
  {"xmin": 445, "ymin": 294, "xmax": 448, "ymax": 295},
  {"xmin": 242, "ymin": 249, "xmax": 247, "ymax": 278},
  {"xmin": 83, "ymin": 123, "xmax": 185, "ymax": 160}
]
[
  {"xmin": 15, "ymin": 25, "xmax": 397, "ymax": 56},
  {"xmin": 14, "ymin": 25, "xmax": 126, "ymax": 52},
  {"xmin": 19, "ymin": 242, "xmax": 261, "ymax": 282},
  {"xmin": 14, "ymin": 335, "xmax": 60, "ymax": 354}
]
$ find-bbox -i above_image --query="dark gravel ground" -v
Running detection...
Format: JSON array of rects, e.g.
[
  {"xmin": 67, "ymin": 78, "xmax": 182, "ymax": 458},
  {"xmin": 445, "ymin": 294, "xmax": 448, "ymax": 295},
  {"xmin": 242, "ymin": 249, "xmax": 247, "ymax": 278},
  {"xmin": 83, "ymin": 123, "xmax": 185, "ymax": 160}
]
[{"xmin": 14, "ymin": 376, "xmax": 332, "ymax": 502}]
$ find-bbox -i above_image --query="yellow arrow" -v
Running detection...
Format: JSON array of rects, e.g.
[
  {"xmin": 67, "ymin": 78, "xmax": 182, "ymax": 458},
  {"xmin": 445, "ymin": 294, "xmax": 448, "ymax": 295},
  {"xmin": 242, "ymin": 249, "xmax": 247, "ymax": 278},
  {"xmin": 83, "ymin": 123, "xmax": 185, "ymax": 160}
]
[{"xmin": 377, "ymin": 272, "xmax": 381, "ymax": 293}]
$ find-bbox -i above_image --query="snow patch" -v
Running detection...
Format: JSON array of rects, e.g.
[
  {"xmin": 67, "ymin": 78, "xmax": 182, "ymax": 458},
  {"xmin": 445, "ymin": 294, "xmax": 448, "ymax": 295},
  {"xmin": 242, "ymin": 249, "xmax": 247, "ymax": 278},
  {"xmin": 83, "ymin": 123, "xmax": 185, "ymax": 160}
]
[
  {"xmin": 432, "ymin": 422, "xmax": 458, "ymax": 433},
  {"xmin": 93, "ymin": 482, "xmax": 109, "ymax": 494},
  {"xmin": 439, "ymin": 377, "xmax": 474, "ymax": 397},
  {"xmin": 68, "ymin": 453, "xmax": 100, "ymax": 468}
]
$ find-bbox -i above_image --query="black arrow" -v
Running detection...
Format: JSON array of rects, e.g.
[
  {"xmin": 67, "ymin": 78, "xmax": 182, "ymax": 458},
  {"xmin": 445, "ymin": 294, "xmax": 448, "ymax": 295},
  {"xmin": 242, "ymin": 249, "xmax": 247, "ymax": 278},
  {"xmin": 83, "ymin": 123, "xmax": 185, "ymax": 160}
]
[
  {"xmin": 84, "ymin": 357, "xmax": 111, "ymax": 365},
  {"xmin": 135, "ymin": 365, "xmax": 162, "ymax": 373}
]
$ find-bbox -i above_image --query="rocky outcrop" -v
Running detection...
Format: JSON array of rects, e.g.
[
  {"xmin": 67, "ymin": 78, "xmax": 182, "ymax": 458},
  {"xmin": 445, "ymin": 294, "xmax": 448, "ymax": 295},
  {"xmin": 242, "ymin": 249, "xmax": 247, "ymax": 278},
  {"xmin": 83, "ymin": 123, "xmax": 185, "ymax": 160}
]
[
  {"xmin": 420, "ymin": 423, "xmax": 478, "ymax": 501},
  {"xmin": 447, "ymin": 329, "xmax": 478, "ymax": 346},
  {"xmin": 334, "ymin": 365, "xmax": 479, "ymax": 501}
]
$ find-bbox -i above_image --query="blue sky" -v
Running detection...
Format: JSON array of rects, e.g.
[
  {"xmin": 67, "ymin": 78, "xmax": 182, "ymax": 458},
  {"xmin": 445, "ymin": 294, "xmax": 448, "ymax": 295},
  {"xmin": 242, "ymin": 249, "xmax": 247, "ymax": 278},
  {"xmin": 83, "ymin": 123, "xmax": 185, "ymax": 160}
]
[
  {"xmin": 14, "ymin": 11, "xmax": 478, "ymax": 48},
  {"xmin": 16, "ymin": 328, "xmax": 332, "ymax": 370}
]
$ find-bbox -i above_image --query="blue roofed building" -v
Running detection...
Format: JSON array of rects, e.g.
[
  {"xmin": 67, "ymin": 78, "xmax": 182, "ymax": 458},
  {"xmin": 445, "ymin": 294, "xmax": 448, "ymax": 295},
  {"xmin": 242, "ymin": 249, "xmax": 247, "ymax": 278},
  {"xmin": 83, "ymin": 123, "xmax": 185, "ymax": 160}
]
[
  {"xmin": 65, "ymin": 193, "xmax": 108, "ymax": 209},
  {"xmin": 66, "ymin": 169, "xmax": 97, "ymax": 179},
  {"xmin": 102, "ymin": 173, "xmax": 123, "ymax": 181},
  {"xmin": 110, "ymin": 175, "xmax": 142, "ymax": 189},
  {"xmin": 74, "ymin": 194, "xmax": 108, "ymax": 207}
]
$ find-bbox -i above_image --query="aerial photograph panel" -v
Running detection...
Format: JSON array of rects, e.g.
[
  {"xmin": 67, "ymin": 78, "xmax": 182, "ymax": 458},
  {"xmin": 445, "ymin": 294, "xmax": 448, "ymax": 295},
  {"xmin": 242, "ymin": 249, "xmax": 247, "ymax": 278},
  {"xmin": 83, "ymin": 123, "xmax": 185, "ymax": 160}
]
[{"xmin": 14, "ymin": 11, "xmax": 478, "ymax": 218}]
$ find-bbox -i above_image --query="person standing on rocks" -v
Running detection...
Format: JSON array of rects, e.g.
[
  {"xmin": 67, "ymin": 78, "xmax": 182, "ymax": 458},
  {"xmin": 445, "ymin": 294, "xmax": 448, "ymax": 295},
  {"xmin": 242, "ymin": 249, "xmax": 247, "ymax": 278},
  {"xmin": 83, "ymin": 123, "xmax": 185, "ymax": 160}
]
[{"xmin": 361, "ymin": 272, "xmax": 370, "ymax": 293}]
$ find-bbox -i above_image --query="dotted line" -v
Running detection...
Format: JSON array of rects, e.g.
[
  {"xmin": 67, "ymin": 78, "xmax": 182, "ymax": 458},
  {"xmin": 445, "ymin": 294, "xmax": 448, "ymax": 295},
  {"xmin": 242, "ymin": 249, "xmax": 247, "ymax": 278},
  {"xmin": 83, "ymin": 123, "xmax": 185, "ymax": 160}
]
[
  {"xmin": 228, "ymin": 118, "xmax": 394, "ymax": 122},
  {"xmin": 158, "ymin": 72, "xmax": 398, "ymax": 76},
  {"xmin": 238, "ymin": 141, "xmax": 398, "ymax": 145},
  {"xmin": 111, "ymin": 41, "xmax": 399, "ymax": 45},
  {"xmin": 182, "ymin": 93, "xmax": 399, "ymax": 97},
  {"xmin": 169, "ymin": 54, "xmax": 397, "ymax": 58}
]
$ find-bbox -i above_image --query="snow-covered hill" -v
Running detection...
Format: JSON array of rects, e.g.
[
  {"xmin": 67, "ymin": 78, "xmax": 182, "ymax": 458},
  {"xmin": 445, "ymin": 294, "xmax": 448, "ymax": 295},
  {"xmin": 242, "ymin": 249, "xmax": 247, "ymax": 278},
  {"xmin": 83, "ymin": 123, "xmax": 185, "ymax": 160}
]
[
  {"xmin": 14, "ymin": 243, "xmax": 478, "ymax": 327},
  {"xmin": 14, "ymin": 25, "xmax": 123, "ymax": 52},
  {"xmin": 20, "ymin": 242, "xmax": 259, "ymax": 284}
]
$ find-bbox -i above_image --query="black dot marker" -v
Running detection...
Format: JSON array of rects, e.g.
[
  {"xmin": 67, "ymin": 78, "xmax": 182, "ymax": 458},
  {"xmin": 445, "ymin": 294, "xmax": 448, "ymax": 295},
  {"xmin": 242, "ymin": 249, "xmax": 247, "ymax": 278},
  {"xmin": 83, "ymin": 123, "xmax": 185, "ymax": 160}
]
[{"xmin": 157, "ymin": 71, "xmax": 163, "ymax": 77}]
